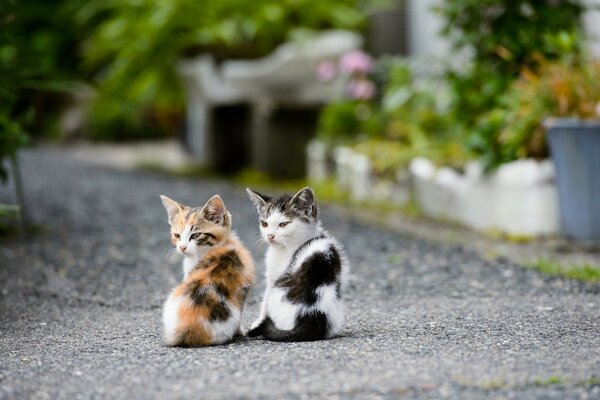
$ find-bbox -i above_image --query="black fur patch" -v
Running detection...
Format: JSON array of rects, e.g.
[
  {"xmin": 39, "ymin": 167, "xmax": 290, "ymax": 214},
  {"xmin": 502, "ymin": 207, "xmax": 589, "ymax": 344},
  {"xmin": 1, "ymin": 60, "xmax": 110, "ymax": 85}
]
[
  {"xmin": 261, "ymin": 312, "xmax": 329, "ymax": 342},
  {"xmin": 260, "ymin": 193, "xmax": 318, "ymax": 221},
  {"xmin": 209, "ymin": 250, "xmax": 243, "ymax": 282},
  {"xmin": 185, "ymin": 281, "xmax": 212, "ymax": 307},
  {"xmin": 215, "ymin": 283, "xmax": 231, "ymax": 298},
  {"xmin": 196, "ymin": 233, "xmax": 217, "ymax": 246},
  {"xmin": 246, "ymin": 317, "xmax": 270, "ymax": 337},
  {"xmin": 276, "ymin": 244, "xmax": 341, "ymax": 305},
  {"xmin": 209, "ymin": 302, "xmax": 230, "ymax": 321},
  {"xmin": 288, "ymin": 235, "xmax": 326, "ymax": 267},
  {"xmin": 216, "ymin": 250, "xmax": 243, "ymax": 270}
]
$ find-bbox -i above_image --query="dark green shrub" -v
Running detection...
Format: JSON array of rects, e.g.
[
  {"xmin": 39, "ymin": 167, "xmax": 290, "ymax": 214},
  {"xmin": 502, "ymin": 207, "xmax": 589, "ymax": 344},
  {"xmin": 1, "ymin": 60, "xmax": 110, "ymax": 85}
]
[
  {"xmin": 435, "ymin": 0, "xmax": 587, "ymax": 170},
  {"xmin": 77, "ymin": 0, "xmax": 367, "ymax": 140}
]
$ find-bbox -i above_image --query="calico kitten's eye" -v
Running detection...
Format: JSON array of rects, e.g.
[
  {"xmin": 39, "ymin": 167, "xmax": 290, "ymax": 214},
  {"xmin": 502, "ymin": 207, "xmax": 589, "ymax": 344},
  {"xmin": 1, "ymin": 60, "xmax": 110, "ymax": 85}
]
[
  {"xmin": 261, "ymin": 221, "xmax": 268, "ymax": 228},
  {"xmin": 190, "ymin": 233, "xmax": 201, "ymax": 240},
  {"xmin": 279, "ymin": 221, "xmax": 290, "ymax": 228},
  {"xmin": 173, "ymin": 233, "xmax": 180, "ymax": 239}
]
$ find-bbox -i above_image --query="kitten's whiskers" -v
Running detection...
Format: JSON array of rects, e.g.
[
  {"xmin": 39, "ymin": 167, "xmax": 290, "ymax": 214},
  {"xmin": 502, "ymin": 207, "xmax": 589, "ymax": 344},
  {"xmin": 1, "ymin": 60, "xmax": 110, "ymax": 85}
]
[{"xmin": 163, "ymin": 248, "xmax": 180, "ymax": 267}]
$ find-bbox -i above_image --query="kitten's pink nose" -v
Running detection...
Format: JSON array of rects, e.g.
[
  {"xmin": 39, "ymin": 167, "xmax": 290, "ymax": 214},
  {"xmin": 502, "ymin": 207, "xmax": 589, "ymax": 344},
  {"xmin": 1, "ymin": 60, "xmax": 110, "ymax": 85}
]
[
  {"xmin": 179, "ymin": 245, "xmax": 187, "ymax": 253},
  {"xmin": 267, "ymin": 234, "xmax": 275, "ymax": 241}
]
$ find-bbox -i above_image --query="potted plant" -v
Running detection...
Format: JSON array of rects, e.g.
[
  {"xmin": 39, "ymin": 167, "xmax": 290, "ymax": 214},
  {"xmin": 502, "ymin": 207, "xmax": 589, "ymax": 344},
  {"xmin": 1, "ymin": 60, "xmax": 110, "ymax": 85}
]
[{"xmin": 505, "ymin": 60, "xmax": 600, "ymax": 240}]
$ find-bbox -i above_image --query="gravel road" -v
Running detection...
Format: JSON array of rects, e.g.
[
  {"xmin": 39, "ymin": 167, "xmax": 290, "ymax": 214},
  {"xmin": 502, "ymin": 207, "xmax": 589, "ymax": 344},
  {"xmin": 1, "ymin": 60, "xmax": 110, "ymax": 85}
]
[{"xmin": 1, "ymin": 148, "xmax": 599, "ymax": 399}]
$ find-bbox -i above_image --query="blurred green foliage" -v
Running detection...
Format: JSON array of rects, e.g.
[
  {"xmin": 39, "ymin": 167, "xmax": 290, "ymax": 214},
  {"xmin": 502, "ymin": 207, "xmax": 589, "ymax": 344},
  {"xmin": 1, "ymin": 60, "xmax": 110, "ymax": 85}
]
[
  {"xmin": 318, "ymin": 0, "xmax": 589, "ymax": 173},
  {"xmin": 436, "ymin": 0, "xmax": 586, "ymax": 170},
  {"xmin": 77, "ymin": 0, "xmax": 367, "ymax": 140},
  {"xmin": 1, "ymin": 0, "xmax": 368, "ymax": 145},
  {"xmin": 0, "ymin": 0, "xmax": 81, "ymax": 179},
  {"xmin": 476, "ymin": 58, "xmax": 600, "ymax": 167},
  {"xmin": 319, "ymin": 58, "xmax": 468, "ymax": 177}
]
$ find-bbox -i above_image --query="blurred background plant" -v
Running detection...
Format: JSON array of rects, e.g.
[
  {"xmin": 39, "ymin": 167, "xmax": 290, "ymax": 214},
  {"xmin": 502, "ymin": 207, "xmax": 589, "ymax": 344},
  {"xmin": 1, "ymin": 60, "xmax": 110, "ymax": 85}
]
[
  {"xmin": 318, "ymin": 56, "xmax": 466, "ymax": 178},
  {"xmin": 0, "ymin": 0, "xmax": 81, "ymax": 162},
  {"xmin": 317, "ymin": 0, "xmax": 589, "ymax": 174},
  {"xmin": 76, "ymin": 0, "xmax": 367, "ymax": 140},
  {"xmin": 475, "ymin": 58, "xmax": 600, "ymax": 170},
  {"xmin": 436, "ymin": 0, "xmax": 586, "ymax": 170},
  {"xmin": 0, "ymin": 0, "xmax": 86, "ymax": 224},
  {"xmin": 1, "ymin": 0, "xmax": 595, "ymax": 177}
]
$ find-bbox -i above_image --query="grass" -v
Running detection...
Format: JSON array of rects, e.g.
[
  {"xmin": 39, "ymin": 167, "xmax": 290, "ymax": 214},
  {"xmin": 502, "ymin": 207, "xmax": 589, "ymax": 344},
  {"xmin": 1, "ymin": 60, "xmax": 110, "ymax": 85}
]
[
  {"xmin": 533, "ymin": 376, "xmax": 566, "ymax": 387},
  {"xmin": 478, "ymin": 375, "xmax": 600, "ymax": 390},
  {"xmin": 484, "ymin": 228, "xmax": 534, "ymax": 244},
  {"xmin": 525, "ymin": 258, "xmax": 600, "ymax": 283},
  {"xmin": 580, "ymin": 376, "xmax": 599, "ymax": 387},
  {"xmin": 0, "ymin": 204, "xmax": 23, "ymax": 239}
]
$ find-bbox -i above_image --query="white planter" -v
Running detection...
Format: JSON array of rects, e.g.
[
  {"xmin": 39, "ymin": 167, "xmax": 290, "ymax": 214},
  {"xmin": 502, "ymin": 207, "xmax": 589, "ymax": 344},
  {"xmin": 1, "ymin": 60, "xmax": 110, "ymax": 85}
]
[
  {"xmin": 349, "ymin": 152, "xmax": 372, "ymax": 201},
  {"xmin": 333, "ymin": 146, "xmax": 355, "ymax": 189},
  {"xmin": 410, "ymin": 157, "xmax": 560, "ymax": 236},
  {"xmin": 306, "ymin": 140, "xmax": 329, "ymax": 182}
]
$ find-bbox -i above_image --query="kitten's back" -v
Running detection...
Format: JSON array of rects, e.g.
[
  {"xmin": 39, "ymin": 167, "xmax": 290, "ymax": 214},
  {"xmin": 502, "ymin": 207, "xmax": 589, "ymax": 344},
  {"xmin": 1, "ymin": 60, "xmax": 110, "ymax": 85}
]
[{"xmin": 163, "ymin": 237, "xmax": 254, "ymax": 347}]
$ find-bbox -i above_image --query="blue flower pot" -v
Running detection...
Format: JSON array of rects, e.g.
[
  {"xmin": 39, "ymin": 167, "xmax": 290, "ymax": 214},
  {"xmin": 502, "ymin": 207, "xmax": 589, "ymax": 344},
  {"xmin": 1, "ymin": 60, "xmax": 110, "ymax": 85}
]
[{"xmin": 545, "ymin": 118, "xmax": 600, "ymax": 241}]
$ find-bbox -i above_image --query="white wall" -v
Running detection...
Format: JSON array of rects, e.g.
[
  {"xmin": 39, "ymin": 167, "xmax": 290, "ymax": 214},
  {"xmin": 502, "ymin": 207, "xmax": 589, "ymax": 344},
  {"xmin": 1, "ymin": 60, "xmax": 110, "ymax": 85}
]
[
  {"xmin": 407, "ymin": 0, "xmax": 451, "ymax": 59},
  {"xmin": 584, "ymin": 0, "xmax": 600, "ymax": 58}
]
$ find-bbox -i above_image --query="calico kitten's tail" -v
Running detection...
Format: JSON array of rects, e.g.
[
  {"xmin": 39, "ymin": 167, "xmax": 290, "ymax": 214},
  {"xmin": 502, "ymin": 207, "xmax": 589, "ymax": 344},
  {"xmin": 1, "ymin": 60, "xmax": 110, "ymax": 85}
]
[{"xmin": 248, "ymin": 313, "xmax": 329, "ymax": 342}]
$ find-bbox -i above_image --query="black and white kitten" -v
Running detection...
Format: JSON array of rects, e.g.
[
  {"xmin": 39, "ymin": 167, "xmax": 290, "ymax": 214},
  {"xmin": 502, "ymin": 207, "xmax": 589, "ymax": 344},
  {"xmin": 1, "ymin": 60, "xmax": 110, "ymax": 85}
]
[{"xmin": 246, "ymin": 186, "xmax": 349, "ymax": 342}]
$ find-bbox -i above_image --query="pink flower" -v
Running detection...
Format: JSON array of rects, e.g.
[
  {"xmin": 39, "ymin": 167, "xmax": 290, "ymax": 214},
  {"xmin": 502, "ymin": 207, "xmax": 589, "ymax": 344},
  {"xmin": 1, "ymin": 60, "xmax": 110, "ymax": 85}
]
[
  {"xmin": 339, "ymin": 50, "xmax": 374, "ymax": 75},
  {"xmin": 315, "ymin": 60, "xmax": 338, "ymax": 82},
  {"xmin": 347, "ymin": 79, "xmax": 376, "ymax": 100}
]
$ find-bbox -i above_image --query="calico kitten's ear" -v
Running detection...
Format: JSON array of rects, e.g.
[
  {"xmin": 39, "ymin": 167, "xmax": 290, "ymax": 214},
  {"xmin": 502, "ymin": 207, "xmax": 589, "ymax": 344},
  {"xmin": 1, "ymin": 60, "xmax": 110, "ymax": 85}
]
[
  {"xmin": 201, "ymin": 195, "xmax": 230, "ymax": 227},
  {"xmin": 289, "ymin": 187, "xmax": 318, "ymax": 218},
  {"xmin": 246, "ymin": 188, "xmax": 270, "ymax": 210},
  {"xmin": 160, "ymin": 195, "xmax": 187, "ymax": 225}
]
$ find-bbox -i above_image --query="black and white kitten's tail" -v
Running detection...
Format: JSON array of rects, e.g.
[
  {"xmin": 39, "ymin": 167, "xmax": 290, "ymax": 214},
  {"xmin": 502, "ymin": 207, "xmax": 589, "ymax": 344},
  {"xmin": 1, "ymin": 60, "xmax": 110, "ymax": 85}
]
[{"xmin": 247, "ymin": 314, "xmax": 329, "ymax": 342}]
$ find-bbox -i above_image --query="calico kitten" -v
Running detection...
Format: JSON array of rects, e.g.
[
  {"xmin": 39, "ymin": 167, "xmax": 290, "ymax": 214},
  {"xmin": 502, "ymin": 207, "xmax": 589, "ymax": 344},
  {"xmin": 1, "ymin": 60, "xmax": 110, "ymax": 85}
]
[
  {"xmin": 246, "ymin": 187, "xmax": 349, "ymax": 342},
  {"xmin": 160, "ymin": 194, "xmax": 255, "ymax": 347}
]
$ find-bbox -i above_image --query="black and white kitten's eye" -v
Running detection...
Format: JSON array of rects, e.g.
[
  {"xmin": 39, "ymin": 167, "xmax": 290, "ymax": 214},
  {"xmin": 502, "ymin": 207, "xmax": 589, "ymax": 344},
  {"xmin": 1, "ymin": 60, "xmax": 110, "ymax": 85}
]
[
  {"xmin": 278, "ymin": 221, "xmax": 290, "ymax": 228},
  {"xmin": 261, "ymin": 220, "xmax": 268, "ymax": 228},
  {"xmin": 173, "ymin": 233, "xmax": 180, "ymax": 239},
  {"xmin": 190, "ymin": 232, "xmax": 201, "ymax": 240}
]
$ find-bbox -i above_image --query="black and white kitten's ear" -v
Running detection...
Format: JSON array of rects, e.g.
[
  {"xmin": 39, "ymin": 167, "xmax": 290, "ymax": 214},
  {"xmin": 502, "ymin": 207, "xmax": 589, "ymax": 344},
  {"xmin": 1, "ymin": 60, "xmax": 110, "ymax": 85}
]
[
  {"xmin": 201, "ymin": 195, "xmax": 230, "ymax": 227},
  {"xmin": 246, "ymin": 187, "xmax": 270, "ymax": 210},
  {"xmin": 160, "ymin": 195, "xmax": 187, "ymax": 225},
  {"xmin": 289, "ymin": 187, "xmax": 318, "ymax": 218}
]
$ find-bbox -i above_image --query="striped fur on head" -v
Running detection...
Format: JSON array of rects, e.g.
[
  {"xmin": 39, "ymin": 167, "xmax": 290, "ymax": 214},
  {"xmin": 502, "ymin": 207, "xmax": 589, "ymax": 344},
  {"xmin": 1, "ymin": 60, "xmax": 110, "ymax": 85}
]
[
  {"xmin": 160, "ymin": 195, "xmax": 232, "ymax": 257},
  {"xmin": 246, "ymin": 187, "xmax": 318, "ymax": 222}
]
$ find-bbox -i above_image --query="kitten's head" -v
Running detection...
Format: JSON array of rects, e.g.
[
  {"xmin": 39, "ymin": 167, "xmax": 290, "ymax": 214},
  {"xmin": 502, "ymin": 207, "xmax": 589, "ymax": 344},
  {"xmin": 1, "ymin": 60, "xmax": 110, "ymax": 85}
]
[
  {"xmin": 160, "ymin": 194, "xmax": 231, "ymax": 257},
  {"xmin": 246, "ymin": 186, "xmax": 318, "ymax": 247}
]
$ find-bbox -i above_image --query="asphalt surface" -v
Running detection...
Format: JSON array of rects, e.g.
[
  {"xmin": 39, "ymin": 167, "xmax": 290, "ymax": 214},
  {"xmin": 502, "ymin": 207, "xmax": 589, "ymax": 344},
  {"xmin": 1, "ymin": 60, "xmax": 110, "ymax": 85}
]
[{"xmin": 1, "ymin": 148, "xmax": 599, "ymax": 399}]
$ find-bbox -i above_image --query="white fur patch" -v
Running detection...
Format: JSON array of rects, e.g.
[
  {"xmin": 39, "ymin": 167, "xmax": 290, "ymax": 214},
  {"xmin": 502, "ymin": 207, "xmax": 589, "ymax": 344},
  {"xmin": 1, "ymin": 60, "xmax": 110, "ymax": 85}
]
[
  {"xmin": 266, "ymin": 287, "xmax": 299, "ymax": 330},
  {"xmin": 182, "ymin": 257, "xmax": 198, "ymax": 279},
  {"xmin": 207, "ymin": 304, "xmax": 241, "ymax": 344},
  {"xmin": 162, "ymin": 292, "xmax": 183, "ymax": 346}
]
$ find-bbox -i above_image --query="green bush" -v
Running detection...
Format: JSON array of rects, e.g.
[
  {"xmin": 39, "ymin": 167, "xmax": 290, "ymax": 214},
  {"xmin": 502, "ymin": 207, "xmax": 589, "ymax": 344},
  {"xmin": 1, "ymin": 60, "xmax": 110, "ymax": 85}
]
[
  {"xmin": 474, "ymin": 59, "xmax": 600, "ymax": 170},
  {"xmin": 435, "ymin": 0, "xmax": 587, "ymax": 170},
  {"xmin": 318, "ymin": 58, "xmax": 469, "ymax": 176},
  {"xmin": 77, "ymin": 0, "xmax": 367, "ymax": 140},
  {"xmin": 0, "ymin": 0, "xmax": 79, "ymax": 177}
]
